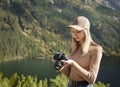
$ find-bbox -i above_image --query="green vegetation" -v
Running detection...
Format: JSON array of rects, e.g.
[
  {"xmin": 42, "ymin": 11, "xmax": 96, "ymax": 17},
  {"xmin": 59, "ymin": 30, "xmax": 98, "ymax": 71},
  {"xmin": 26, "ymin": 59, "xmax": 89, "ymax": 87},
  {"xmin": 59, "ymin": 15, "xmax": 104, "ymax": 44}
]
[
  {"xmin": 0, "ymin": 0, "xmax": 120, "ymax": 61},
  {"xmin": 0, "ymin": 1, "xmax": 118, "ymax": 86},
  {"xmin": 0, "ymin": 72, "xmax": 110, "ymax": 87}
]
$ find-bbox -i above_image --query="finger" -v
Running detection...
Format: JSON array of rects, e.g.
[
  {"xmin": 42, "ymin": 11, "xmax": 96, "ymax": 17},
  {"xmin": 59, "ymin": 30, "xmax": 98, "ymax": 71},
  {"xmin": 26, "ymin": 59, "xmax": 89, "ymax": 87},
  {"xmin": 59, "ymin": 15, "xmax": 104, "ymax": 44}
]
[
  {"xmin": 61, "ymin": 60, "xmax": 66, "ymax": 65},
  {"xmin": 51, "ymin": 59, "xmax": 56, "ymax": 63},
  {"xmin": 59, "ymin": 62, "xmax": 68, "ymax": 71},
  {"xmin": 61, "ymin": 60, "xmax": 66, "ymax": 62}
]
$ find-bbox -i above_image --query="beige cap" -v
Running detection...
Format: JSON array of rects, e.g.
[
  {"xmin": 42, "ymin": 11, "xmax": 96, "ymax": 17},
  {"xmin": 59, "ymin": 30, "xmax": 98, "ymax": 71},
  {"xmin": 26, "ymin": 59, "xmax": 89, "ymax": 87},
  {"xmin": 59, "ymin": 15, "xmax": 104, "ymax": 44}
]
[{"xmin": 68, "ymin": 16, "xmax": 90, "ymax": 31}]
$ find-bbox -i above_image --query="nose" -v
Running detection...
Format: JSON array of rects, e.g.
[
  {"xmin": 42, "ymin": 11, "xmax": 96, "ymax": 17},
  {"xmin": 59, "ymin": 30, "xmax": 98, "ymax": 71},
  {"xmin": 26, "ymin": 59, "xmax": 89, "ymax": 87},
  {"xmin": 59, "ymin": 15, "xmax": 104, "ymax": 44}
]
[
  {"xmin": 73, "ymin": 32, "xmax": 78, "ymax": 37},
  {"xmin": 73, "ymin": 34, "xmax": 78, "ymax": 40}
]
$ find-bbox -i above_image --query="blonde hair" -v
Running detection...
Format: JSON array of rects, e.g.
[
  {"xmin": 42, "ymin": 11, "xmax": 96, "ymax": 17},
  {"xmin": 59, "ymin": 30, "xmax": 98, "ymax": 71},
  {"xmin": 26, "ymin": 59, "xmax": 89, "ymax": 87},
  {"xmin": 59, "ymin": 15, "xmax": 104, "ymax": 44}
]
[
  {"xmin": 70, "ymin": 29, "xmax": 102, "ymax": 56},
  {"xmin": 69, "ymin": 16, "xmax": 103, "ymax": 56}
]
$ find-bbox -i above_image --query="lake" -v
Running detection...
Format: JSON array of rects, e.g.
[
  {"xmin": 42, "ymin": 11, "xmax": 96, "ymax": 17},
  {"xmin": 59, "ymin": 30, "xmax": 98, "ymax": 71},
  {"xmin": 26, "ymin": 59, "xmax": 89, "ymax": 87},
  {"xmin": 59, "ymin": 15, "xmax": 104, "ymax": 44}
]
[
  {"xmin": 0, "ymin": 59, "xmax": 58, "ymax": 80},
  {"xmin": 0, "ymin": 58, "xmax": 120, "ymax": 87},
  {"xmin": 97, "ymin": 58, "xmax": 120, "ymax": 87}
]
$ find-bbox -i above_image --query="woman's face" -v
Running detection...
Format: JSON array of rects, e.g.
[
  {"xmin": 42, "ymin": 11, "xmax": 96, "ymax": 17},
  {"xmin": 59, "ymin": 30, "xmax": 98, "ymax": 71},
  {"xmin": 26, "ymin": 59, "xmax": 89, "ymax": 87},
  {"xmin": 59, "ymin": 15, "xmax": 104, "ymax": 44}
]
[{"xmin": 71, "ymin": 28, "xmax": 85, "ymax": 42}]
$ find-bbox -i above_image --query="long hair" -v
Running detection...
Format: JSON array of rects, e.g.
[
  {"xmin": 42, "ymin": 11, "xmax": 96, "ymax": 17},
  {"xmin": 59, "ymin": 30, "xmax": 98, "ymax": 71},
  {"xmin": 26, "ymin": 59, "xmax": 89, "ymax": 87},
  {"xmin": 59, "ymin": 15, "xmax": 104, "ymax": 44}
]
[{"xmin": 70, "ymin": 29, "xmax": 103, "ymax": 56}]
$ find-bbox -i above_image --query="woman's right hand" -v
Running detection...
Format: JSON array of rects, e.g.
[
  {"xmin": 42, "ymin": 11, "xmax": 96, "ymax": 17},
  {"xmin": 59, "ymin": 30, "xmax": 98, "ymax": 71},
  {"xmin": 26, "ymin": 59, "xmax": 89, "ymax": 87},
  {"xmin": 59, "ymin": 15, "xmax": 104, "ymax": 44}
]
[
  {"xmin": 62, "ymin": 59, "xmax": 73, "ymax": 66},
  {"xmin": 59, "ymin": 59, "xmax": 73, "ymax": 71}
]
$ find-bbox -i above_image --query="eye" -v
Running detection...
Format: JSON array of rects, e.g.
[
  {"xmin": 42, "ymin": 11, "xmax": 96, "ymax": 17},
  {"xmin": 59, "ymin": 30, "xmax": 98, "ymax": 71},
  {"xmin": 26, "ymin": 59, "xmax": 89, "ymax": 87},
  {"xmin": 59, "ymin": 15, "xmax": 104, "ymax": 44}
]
[
  {"xmin": 76, "ymin": 31, "xmax": 82, "ymax": 33},
  {"xmin": 72, "ymin": 30, "xmax": 75, "ymax": 33},
  {"xmin": 71, "ymin": 29, "xmax": 76, "ymax": 33}
]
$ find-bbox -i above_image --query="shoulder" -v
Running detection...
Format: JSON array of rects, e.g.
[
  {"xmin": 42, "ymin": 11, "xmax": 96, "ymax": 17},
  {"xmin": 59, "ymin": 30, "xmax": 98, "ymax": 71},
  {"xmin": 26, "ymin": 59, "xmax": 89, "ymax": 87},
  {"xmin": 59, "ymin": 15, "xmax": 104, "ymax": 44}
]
[{"xmin": 89, "ymin": 45, "xmax": 103, "ymax": 57}]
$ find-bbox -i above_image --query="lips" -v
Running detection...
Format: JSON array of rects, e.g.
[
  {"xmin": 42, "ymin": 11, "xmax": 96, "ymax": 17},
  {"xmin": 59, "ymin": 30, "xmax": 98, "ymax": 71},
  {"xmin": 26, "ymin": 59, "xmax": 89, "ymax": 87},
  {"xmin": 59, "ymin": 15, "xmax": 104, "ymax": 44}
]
[{"xmin": 75, "ymin": 37, "xmax": 80, "ymax": 41}]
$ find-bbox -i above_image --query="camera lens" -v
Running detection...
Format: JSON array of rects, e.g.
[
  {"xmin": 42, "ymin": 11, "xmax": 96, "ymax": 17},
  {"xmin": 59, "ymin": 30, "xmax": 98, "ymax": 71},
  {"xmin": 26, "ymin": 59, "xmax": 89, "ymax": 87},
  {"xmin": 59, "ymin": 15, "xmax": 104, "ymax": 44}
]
[{"xmin": 54, "ymin": 60, "xmax": 63, "ymax": 70}]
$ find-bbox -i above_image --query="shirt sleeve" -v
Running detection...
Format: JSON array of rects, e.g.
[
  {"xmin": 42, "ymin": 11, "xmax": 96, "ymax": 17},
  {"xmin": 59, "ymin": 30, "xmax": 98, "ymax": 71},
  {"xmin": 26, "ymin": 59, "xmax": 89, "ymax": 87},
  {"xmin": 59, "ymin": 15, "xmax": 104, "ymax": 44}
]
[
  {"xmin": 71, "ymin": 46, "xmax": 103, "ymax": 84},
  {"xmin": 87, "ymin": 46, "xmax": 103, "ymax": 83}
]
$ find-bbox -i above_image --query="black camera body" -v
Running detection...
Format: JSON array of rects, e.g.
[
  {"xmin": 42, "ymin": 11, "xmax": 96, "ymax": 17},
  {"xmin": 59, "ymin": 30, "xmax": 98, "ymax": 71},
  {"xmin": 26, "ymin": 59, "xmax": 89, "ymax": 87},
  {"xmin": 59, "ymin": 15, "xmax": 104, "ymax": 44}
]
[{"xmin": 53, "ymin": 52, "xmax": 69, "ymax": 70}]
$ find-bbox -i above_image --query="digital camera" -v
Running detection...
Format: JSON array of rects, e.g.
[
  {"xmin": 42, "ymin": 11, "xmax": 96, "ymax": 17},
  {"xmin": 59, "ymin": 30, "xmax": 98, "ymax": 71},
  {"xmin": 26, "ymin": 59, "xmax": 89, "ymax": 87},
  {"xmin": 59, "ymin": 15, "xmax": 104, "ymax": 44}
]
[{"xmin": 53, "ymin": 52, "xmax": 69, "ymax": 70}]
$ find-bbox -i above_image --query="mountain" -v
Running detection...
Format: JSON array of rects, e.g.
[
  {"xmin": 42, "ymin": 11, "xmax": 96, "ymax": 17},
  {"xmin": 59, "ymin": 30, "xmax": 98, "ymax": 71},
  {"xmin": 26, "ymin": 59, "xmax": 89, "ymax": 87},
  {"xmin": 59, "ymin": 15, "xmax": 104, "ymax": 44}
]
[
  {"xmin": 108, "ymin": 0, "xmax": 120, "ymax": 9},
  {"xmin": 0, "ymin": 0, "xmax": 120, "ymax": 61}
]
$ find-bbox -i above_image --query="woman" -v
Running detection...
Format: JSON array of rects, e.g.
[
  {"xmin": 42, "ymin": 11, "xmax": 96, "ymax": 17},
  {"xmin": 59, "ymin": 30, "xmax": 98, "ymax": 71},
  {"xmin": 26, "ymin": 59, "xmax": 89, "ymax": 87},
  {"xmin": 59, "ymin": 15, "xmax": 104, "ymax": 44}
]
[{"xmin": 59, "ymin": 16, "xmax": 103, "ymax": 87}]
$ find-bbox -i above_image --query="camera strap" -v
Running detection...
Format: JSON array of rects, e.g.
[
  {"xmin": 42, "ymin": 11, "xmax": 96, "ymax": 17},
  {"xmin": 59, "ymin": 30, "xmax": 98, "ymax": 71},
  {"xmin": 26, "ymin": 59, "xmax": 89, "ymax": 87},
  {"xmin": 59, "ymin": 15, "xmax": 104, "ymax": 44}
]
[{"xmin": 58, "ymin": 52, "xmax": 63, "ymax": 59}]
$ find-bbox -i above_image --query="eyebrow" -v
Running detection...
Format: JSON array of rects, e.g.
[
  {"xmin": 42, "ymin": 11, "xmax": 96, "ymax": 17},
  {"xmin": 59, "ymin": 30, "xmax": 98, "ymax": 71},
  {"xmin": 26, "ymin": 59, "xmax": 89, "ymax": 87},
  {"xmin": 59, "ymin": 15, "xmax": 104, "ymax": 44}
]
[{"xmin": 72, "ymin": 29, "xmax": 82, "ymax": 32}]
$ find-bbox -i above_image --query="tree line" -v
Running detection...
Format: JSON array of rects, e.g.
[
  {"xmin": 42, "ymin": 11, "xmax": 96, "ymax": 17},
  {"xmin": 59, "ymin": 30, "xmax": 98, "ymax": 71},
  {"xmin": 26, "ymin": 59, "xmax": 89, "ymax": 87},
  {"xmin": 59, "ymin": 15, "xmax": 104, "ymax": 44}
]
[{"xmin": 0, "ymin": 72, "xmax": 110, "ymax": 87}]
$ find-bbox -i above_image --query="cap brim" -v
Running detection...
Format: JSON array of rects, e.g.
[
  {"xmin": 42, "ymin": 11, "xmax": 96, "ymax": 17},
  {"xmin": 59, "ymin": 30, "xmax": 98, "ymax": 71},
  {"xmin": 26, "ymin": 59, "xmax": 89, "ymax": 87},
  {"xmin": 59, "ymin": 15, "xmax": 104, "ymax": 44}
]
[{"xmin": 68, "ymin": 25, "xmax": 84, "ymax": 31}]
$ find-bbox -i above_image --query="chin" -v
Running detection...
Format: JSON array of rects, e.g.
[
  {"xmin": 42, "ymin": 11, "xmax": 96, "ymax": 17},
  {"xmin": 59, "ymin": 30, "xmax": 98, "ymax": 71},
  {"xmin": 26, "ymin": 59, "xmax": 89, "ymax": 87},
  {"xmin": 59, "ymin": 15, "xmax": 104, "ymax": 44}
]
[{"xmin": 76, "ymin": 40, "xmax": 80, "ymax": 42}]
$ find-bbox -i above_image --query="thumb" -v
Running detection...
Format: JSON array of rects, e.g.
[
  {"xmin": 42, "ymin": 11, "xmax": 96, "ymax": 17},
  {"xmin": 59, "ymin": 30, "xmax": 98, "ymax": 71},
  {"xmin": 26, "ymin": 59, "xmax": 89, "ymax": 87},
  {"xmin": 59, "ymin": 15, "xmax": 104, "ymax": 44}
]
[{"xmin": 61, "ymin": 60, "xmax": 66, "ymax": 64}]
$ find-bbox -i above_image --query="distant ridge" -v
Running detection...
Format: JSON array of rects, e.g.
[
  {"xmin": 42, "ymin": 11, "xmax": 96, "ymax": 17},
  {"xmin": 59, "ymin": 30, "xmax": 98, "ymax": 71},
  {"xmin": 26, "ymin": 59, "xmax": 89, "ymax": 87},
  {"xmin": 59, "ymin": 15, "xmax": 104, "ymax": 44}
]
[{"xmin": 0, "ymin": 0, "xmax": 120, "ymax": 61}]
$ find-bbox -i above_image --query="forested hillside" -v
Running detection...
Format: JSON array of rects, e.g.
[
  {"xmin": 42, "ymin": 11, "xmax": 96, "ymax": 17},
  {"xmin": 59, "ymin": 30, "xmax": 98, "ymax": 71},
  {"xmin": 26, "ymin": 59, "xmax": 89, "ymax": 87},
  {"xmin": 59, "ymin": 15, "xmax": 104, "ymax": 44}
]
[{"xmin": 0, "ymin": 0, "xmax": 120, "ymax": 61}]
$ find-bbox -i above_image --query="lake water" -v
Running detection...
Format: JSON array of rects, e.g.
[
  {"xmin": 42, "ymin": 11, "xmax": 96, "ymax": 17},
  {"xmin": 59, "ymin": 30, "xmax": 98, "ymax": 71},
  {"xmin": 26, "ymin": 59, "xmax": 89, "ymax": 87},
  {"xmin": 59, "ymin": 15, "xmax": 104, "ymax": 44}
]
[
  {"xmin": 0, "ymin": 59, "xmax": 58, "ymax": 80},
  {"xmin": 0, "ymin": 58, "xmax": 120, "ymax": 87},
  {"xmin": 97, "ymin": 58, "xmax": 120, "ymax": 87}
]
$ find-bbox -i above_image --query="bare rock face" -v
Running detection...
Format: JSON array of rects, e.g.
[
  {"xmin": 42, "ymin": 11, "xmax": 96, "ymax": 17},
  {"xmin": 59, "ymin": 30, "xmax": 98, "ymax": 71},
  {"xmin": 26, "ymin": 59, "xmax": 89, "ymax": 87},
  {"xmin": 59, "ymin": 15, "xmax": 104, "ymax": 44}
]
[
  {"xmin": 102, "ymin": 0, "xmax": 120, "ymax": 9},
  {"xmin": 83, "ymin": 0, "xmax": 120, "ymax": 9},
  {"xmin": 109, "ymin": 0, "xmax": 120, "ymax": 9}
]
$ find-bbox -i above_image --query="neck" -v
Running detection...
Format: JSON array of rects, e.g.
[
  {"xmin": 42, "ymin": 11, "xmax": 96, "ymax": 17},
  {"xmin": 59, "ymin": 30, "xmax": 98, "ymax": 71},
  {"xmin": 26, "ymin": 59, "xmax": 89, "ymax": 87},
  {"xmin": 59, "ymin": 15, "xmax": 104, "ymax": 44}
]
[{"xmin": 79, "ymin": 39, "xmax": 84, "ymax": 45}]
